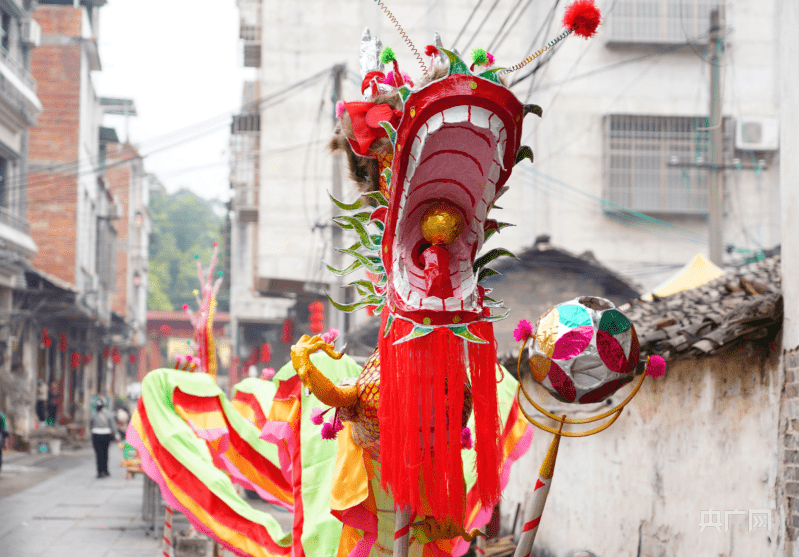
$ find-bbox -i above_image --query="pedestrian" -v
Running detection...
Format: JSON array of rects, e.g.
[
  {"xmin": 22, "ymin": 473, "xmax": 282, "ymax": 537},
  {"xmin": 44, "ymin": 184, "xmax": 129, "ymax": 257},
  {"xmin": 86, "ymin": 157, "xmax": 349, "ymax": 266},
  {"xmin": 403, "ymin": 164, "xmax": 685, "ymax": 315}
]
[
  {"xmin": 47, "ymin": 380, "xmax": 59, "ymax": 425},
  {"xmin": 36, "ymin": 380, "xmax": 47, "ymax": 424},
  {"xmin": 0, "ymin": 412, "xmax": 9, "ymax": 471},
  {"xmin": 90, "ymin": 398, "xmax": 119, "ymax": 478}
]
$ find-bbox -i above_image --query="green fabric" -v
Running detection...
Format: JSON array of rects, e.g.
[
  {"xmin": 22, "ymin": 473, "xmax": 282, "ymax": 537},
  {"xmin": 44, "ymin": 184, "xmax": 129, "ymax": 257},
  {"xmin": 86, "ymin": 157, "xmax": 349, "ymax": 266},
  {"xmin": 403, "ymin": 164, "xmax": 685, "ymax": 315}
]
[
  {"xmin": 141, "ymin": 369, "xmax": 291, "ymax": 547},
  {"xmin": 274, "ymin": 353, "xmax": 364, "ymax": 556},
  {"xmin": 233, "ymin": 377, "xmax": 279, "ymax": 417},
  {"xmin": 462, "ymin": 367, "xmax": 519, "ymax": 490}
]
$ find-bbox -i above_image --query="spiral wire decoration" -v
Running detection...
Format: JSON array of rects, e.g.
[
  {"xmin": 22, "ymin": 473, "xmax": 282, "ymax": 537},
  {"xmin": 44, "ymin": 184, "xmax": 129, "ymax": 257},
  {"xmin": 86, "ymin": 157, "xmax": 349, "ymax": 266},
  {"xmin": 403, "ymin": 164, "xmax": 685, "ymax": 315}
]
[
  {"xmin": 499, "ymin": 28, "xmax": 572, "ymax": 75},
  {"xmin": 373, "ymin": 0, "xmax": 428, "ymax": 75}
]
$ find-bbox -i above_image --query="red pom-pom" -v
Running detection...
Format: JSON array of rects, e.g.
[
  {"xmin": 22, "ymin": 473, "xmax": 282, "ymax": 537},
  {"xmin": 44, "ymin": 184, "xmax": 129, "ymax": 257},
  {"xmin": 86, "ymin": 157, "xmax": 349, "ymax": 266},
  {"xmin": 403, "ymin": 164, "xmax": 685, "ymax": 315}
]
[
  {"xmin": 425, "ymin": 45, "xmax": 439, "ymax": 57},
  {"xmin": 563, "ymin": 0, "xmax": 601, "ymax": 39},
  {"xmin": 646, "ymin": 355, "xmax": 666, "ymax": 378}
]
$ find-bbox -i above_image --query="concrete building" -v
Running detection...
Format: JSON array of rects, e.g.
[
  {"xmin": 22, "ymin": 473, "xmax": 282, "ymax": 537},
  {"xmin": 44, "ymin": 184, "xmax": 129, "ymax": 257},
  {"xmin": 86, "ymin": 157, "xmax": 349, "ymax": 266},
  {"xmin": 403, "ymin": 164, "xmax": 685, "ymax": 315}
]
[
  {"xmin": 0, "ymin": 0, "xmax": 146, "ymax": 441},
  {"xmin": 229, "ymin": 0, "xmax": 780, "ymax": 363},
  {"xmin": 0, "ymin": 0, "xmax": 43, "ymax": 446}
]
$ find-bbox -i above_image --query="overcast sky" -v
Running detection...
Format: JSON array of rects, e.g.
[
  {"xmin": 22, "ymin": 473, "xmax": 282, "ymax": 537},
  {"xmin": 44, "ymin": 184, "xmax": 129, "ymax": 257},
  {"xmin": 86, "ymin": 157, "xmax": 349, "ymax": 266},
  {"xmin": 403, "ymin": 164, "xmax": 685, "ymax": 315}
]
[{"xmin": 94, "ymin": 0, "xmax": 252, "ymax": 201}]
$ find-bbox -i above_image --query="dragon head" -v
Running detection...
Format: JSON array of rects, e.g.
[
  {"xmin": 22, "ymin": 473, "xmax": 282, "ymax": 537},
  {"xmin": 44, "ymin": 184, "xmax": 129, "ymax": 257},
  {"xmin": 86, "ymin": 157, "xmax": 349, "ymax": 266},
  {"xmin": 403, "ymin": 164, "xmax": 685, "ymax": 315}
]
[{"xmin": 329, "ymin": 40, "xmax": 538, "ymax": 342}]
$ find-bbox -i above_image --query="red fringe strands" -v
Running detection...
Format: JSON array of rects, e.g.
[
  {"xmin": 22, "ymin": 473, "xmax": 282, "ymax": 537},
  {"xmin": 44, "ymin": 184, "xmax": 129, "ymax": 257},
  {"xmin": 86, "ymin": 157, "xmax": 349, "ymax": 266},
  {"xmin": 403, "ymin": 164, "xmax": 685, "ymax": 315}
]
[
  {"xmin": 378, "ymin": 312, "xmax": 467, "ymax": 522},
  {"xmin": 468, "ymin": 321, "xmax": 503, "ymax": 509}
]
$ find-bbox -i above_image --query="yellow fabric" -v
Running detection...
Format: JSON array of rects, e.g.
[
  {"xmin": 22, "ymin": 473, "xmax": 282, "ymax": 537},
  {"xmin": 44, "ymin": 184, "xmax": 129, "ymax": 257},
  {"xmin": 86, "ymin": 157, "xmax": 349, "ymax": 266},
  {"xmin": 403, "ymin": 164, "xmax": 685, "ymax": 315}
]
[
  {"xmin": 174, "ymin": 406, "xmax": 227, "ymax": 431},
  {"xmin": 330, "ymin": 423, "xmax": 370, "ymax": 511},
  {"xmin": 537, "ymin": 309, "xmax": 559, "ymax": 358},
  {"xmin": 644, "ymin": 253, "xmax": 724, "ymax": 300},
  {"xmin": 230, "ymin": 399, "xmax": 258, "ymax": 425},
  {"xmin": 337, "ymin": 525, "xmax": 361, "ymax": 557},
  {"xmin": 529, "ymin": 354, "xmax": 550, "ymax": 382}
]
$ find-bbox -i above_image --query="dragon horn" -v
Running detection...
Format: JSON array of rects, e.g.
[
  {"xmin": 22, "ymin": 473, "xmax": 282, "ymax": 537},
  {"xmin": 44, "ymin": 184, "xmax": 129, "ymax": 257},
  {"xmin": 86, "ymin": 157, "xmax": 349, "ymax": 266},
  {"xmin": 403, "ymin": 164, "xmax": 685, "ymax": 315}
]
[{"xmin": 360, "ymin": 27, "xmax": 384, "ymax": 77}]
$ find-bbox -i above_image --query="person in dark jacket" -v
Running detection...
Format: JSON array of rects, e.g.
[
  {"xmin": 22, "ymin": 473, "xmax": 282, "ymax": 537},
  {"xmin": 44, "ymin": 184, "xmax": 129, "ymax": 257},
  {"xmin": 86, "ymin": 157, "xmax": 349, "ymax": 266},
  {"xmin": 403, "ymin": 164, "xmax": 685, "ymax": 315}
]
[{"xmin": 90, "ymin": 399, "xmax": 119, "ymax": 478}]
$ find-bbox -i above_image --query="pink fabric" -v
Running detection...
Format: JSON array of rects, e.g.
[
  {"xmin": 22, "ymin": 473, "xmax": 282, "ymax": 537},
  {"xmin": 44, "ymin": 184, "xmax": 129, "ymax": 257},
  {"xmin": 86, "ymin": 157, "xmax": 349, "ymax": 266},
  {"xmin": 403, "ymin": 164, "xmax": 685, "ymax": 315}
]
[
  {"xmin": 336, "ymin": 505, "xmax": 379, "ymax": 557},
  {"xmin": 597, "ymin": 330, "xmax": 625, "ymax": 373},
  {"xmin": 551, "ymin": 325, "xmax": 593, "ymax": 360},
  {"xmin": 260, "ymin": 421, "xmax": 296, "ymax": 484}
]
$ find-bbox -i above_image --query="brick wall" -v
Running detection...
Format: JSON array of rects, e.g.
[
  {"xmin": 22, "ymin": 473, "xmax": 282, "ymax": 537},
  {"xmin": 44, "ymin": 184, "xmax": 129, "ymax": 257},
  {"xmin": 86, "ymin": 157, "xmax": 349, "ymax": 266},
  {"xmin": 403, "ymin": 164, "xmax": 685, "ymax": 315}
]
[
  {"xmin": 26, "ymin": 7, "xmax": 83, "ymax": 286},
  {"xmin": 33, "ymin": 5, "xmax": 82, "ymax": 37},
  {"xmin": 783, "ymin": 348, "xmax": 799, "ymax": 543}
]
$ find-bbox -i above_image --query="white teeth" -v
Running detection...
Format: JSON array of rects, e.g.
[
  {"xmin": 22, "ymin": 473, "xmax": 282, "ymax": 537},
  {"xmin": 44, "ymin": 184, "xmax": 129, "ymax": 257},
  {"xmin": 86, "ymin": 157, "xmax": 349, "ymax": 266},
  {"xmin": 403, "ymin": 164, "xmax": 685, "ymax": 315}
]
[
  {"xmin": 410, "ymin": 135, "xmax": 423, "ymax": 162},
  {"xmin": 496, "ymin": 142, "xmax": 506, "ymax": 171},
  {"xmin": 422, "ymin": 296, "xmax": 443, "ymax": 310},
  {"xmin": 488, "ymin": 161, "xmax": 500, "ymax": 187},
  {"xmin": 470, "ymin": 106, "xmax": 491, "ymax": 129},
  {"xmin": 425, "ymin": 112, "xmax": 443, "ymax": 135},
  {"xmin": 489, "ymin": 114, "xmax": 503, "ymax": 138},
  {"xmin": 408, "ymin": 291, "xmax": 421, "ymax": 308},
  {"xmin": 445, "ymin": 297, "xmax": 462, "ymax": 311},
  {"xmin": 441, "ymin": 106, "xmax": 469, "ymax": 124}
]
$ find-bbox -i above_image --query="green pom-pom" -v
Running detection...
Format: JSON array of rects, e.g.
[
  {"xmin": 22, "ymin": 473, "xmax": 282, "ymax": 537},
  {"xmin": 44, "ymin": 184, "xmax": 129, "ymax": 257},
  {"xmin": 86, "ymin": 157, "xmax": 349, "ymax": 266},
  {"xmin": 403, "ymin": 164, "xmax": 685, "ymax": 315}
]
[
  {"xmin": 471, "ymin": 48, "xmax": 488, "ymax": 66},
  {"xmin": 217, "ymin": 271, "xmax": 223, "ymax": 277},
  {"xmin": 194, "ymin": 254, "xmax": 200, "ymax": 259},
  {"xmin": 380, "ymin": 46, "xmax": 396, "ymax": 64}
]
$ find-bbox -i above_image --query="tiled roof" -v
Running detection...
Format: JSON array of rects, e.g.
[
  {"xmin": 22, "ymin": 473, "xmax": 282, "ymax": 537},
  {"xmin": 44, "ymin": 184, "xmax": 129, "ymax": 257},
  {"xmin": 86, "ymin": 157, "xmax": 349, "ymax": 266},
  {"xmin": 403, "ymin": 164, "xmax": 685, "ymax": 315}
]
[{"xmin": 621, "ymin": 254, "xmax": 782, "ymax": 360}]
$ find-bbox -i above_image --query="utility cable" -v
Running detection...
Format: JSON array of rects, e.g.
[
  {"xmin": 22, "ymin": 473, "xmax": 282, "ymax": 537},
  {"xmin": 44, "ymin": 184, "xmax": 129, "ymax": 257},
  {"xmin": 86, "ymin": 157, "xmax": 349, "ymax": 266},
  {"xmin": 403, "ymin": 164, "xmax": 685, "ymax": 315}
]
[{"xmin": 452, "ymin": 0, "xmax": 485, "ymax": 51}]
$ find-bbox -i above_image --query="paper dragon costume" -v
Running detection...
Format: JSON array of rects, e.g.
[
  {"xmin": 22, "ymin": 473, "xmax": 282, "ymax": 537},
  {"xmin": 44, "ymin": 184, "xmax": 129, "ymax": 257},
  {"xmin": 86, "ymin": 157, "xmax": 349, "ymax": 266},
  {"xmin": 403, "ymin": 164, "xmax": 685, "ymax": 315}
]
[{"xmin": 129, "ymin": 2, "xmax": 605, "ymax": 556}]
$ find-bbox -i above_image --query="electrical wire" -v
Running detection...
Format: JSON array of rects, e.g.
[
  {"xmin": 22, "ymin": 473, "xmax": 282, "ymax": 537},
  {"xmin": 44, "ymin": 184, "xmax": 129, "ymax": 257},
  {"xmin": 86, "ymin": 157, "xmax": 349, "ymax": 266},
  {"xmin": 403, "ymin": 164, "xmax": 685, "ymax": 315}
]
[
  {"xmin": 490, "ymin": 0, "xmax": 535, "ymax": 53},
  {"xmin": 452, "ymin": 0, "xmax": 486, "ymax": 51},
  {"xmin": 5, "ymin": 67, "xmax": 335, "ymax": 197},
  {"xmin": 487, "ymin": 0, "xmax": 525, "ymax": 52},
  {"xmin": 464, "ymin": 0, "xmax": 504, "ymax": 53}
]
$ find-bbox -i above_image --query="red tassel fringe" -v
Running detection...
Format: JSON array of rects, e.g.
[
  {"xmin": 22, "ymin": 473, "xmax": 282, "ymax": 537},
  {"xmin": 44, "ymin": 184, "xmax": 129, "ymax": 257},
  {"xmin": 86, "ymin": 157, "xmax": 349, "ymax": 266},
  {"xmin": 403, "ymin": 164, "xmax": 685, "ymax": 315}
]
[{"xmin": 378, "ymin": 311, "xmax": 503, "ymax": 521}]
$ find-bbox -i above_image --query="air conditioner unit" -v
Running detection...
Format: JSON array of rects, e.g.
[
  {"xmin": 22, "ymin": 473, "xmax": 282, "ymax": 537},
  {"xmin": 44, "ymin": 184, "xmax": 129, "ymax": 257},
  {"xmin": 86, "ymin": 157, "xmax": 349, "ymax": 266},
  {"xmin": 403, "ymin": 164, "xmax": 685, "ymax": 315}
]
[
  {"xmin": 21, "ymin": 19, "xmax": 41, "ymax": 48},
  {"xmin": 735, "ymin": 117, "xmax": 779, "ymax": 151}
]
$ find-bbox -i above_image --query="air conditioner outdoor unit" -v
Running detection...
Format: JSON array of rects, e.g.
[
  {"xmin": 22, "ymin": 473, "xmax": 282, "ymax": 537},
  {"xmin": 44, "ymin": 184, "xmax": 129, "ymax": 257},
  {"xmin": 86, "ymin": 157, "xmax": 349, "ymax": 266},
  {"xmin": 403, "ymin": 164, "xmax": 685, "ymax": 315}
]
[
  {"xmin": 21, "ymin": 19, "xmax": 41, "ymax": 48},
  {"xmin": 735, "ymin": 117, "xmax": 779, "ymax": 151}
]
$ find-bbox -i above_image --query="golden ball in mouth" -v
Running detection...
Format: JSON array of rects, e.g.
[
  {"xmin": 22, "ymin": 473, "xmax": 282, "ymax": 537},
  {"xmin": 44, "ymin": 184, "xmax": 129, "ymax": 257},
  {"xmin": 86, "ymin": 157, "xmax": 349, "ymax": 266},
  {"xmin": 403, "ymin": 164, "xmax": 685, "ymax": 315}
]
[{"xmin": 420, "ymin": 202, "xmax": 465, "ymax": 245}]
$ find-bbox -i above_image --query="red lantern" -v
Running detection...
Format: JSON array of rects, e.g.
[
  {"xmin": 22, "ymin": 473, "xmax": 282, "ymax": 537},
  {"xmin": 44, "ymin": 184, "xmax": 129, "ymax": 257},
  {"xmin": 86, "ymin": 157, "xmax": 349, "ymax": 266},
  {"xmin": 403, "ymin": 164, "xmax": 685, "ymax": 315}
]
[
  {"xmin": 260, "ymin": 342, "xmax": 271, "ymax": 364},
  {"xmin": 59, "ymin": 334, "xmax": 67, "ymax": 352},
  {"xmin": 112, "ymin": 347, "xmax": 122, "ymax": 364},
  {"xmin": 83, "ymin": 354, "xmax": 93, "ymax": 364},
  {"xmin": 159, "ymin": 324, "xmax": 171, "ymax": 337},
  {"xmin": 70, "ymin": 352, "xmax": 80, "ymax": 369},
  {"xmin": 102, "ymin": 347, "xmax": 110, "ymax": 360},
  {"xmin": 42, "ymin": 327, "xmax": 52, "ymax": 348},
  {"xmin": 309, "ymin": 301, "xmax": 325, "ymax": 334},
  {"xmin": 281, "ymin": 318, "xmax": 294, "ymax": 344},
  {"xmin": 129, "ymin": 353, "xmax": 136, "ymax": 365}
]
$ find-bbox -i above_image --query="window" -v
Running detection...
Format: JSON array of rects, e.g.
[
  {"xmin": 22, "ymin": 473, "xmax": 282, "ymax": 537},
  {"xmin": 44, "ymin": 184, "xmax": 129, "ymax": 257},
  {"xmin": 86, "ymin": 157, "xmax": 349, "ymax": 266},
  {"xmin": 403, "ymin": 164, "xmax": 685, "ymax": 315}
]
[
  {"xmin": 0, "ymin": 10, "xmax": 9, "ymax": 52},
  {"xmin": 0, "ymin": 156, "xmax": 6, "ymax": 207},
  {"xmin": 607, "ymin": 0, "xmax": 720, "ymax": 44},
  {"xmin": 603, "ymin": 114, "xmax": 730, "ymax": 214}
]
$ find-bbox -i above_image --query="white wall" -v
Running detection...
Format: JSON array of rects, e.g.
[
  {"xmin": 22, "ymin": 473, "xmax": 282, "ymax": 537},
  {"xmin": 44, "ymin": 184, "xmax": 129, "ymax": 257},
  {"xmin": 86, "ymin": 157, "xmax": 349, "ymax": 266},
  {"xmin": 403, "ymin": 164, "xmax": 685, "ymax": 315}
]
[{"xmin": 507, "ymin": 342, "xmax": 780, "ymax": 556}]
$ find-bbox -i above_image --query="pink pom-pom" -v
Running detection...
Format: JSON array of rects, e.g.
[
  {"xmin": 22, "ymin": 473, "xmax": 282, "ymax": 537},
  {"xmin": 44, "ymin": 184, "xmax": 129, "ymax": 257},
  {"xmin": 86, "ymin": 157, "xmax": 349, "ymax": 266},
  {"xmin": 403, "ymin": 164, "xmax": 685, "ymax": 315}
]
[
  {"xmin": 513, "ymin": 319, "xmax": 533, "ymax": 342},
  {"xmin": 425, "ymin": 45, "xmax": 439, "ymax": 57},
  {"xmin": 185, "ymin": 355, "xmax": 193, "ymax": 362},
  {"xmin": 563, "ymin": 0, "xmax": 602, "ymax": 39},
  {"xmin": 182, "ymin": 304, "xmax": 189, "ymax": 310},
  {"xmin": 486, "ymin": 52, "xmax": 495, "ymax": 67},
  {"xmin": 335, "ymin": 100, "xmax": 344, "ymax": 119},
  {"xmin": 310, "ymin": 407, "xmax": 325, "ymax": 425},
  {"xmin": 382, "ymin": 71, "xmax": 397, "ymax": 87},
  {"xmin": 401, "ymin": 73, "xmax": 414, "ymax": 87},
  {"xmin": 333, "ymin": 419, "xmax": 344, "ymax": 433},
  {"xmin": 321, "ymin": 421, "xmax": 336, "ymax": 440},
  {"xmin": 646, "ymin": 355, "xmax": 666, "ymax": 378},
  {"xmin": 461, "ymin": 427, "xmax": 473, "ymax": 450},
  {"xmin": 321, "ymin": 327, "xmax": 340, "ymax": 345},
  {"xmin": 261, "ymin": 367, "xmax": 275, "ymax": 381}
]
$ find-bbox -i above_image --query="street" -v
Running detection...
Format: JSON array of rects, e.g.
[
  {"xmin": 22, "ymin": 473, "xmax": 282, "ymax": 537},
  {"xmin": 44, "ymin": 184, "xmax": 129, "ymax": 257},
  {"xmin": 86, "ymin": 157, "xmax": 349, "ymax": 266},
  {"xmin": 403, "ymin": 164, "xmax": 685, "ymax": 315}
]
[{"xmin": 0, "ymin": 444, "xmax": 161, "ymax": 557}]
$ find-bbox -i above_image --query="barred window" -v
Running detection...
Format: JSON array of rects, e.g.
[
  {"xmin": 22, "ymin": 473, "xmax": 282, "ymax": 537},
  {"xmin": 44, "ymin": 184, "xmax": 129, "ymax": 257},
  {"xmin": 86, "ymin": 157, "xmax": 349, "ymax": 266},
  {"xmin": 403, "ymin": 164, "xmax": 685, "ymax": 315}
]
[
  {"xmin": 607, "ymin": 0, "xmax": 720, "ymax": 44},
  {"xmin": 603, "ymin": 114, "xmax": 730, "ymax": 214}
]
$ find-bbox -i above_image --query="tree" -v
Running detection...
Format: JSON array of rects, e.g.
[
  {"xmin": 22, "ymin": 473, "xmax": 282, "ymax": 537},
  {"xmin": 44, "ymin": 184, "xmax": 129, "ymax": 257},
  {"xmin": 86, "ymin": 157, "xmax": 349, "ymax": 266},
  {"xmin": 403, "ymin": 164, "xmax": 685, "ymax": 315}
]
[{"xmin": 148, "ymin": 189, "xmax": 229, "ymax": 312}]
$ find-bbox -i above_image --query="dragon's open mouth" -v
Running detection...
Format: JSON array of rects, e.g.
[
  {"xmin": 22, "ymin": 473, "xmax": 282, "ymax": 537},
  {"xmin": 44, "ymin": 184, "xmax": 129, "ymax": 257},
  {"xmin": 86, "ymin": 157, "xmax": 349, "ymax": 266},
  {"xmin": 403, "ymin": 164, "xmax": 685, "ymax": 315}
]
[
  {"xmin": 392, "ymin": 107, "xmax": 505, "ymax": 313},
  {"xmin": 382, "ymin": 74, "xmax": 523, "ymax": 324}
]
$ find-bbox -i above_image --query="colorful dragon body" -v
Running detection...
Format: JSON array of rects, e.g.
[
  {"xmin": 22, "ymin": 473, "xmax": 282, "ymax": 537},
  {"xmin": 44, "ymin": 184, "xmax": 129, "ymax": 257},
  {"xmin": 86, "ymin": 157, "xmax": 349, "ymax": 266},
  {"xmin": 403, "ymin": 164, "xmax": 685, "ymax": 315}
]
[{"xmin": 129, "ymin": 3, "xmax": 605, "ymax": 555}]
